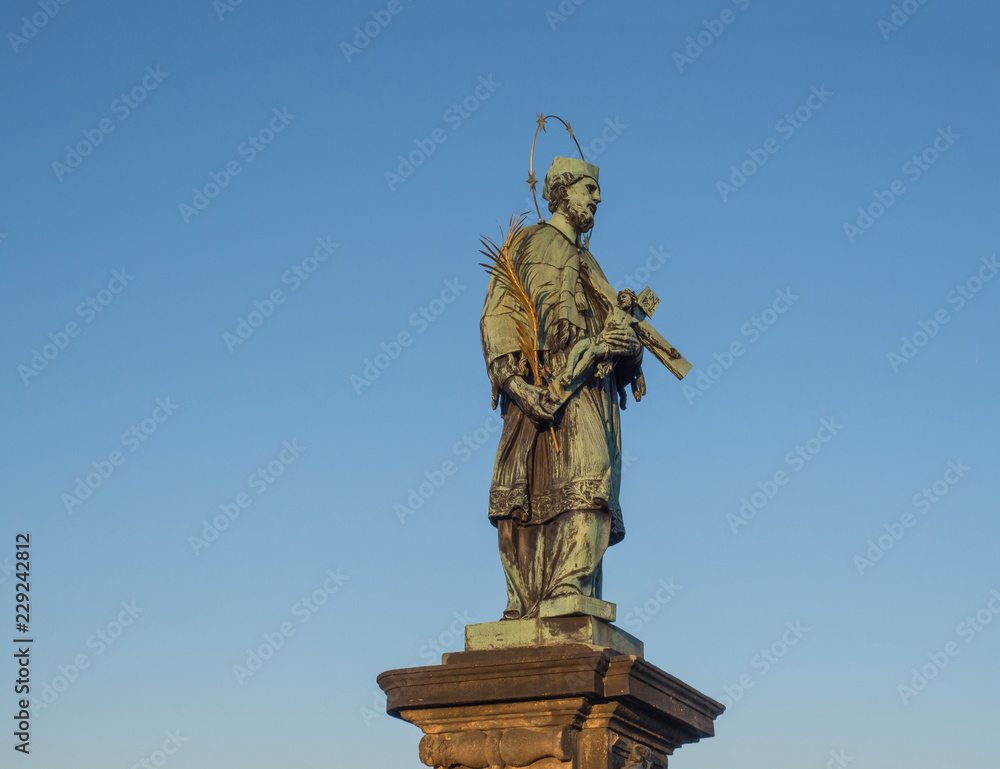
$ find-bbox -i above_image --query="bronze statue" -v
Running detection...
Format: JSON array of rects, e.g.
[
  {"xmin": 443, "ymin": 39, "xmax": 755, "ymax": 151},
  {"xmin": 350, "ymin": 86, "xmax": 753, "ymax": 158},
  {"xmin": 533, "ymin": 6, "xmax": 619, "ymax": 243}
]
[{"xmin": 480, "ymin": 122, "xmax": 692, "ymax": 621}]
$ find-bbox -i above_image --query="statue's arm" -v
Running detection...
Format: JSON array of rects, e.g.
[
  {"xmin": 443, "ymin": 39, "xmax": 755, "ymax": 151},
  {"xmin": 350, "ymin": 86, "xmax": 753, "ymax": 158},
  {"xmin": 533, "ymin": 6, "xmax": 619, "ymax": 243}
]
[
  {"xmin": 579, "ymin": 265, "xmax": 645, "ymax": 406},
  {"xmin": 487, "ymin": 353, "xmax": 557, "ymax": 425}
]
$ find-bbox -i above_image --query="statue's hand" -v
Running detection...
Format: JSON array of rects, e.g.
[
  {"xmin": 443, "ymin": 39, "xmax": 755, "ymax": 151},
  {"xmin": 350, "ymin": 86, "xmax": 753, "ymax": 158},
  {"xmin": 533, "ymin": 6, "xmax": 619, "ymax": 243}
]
[
  {"xmin": 506, "ymin": 377, "xmax": 558, "ymax": 425},
  {"xmin": 632, "ymin": 371, "xmax": 646, "ymax": 401},
  {"xmin": 601, "ymin": 325, "xmax": 641, "ymax": 358}
]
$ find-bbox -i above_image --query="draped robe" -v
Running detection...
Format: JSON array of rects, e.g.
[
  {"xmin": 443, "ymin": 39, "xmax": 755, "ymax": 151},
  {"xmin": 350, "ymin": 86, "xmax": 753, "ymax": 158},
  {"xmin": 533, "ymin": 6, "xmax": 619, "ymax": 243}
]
[{"xmin": 481, "ymin": 223, "xmax": 644, "ymax": 552}]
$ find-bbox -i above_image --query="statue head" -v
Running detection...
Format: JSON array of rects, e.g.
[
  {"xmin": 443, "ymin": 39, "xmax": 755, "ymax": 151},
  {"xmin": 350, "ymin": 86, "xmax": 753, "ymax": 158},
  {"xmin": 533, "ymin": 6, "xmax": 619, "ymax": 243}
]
[
  {"xmin": 543, "ymin": 157, "xmax": 601, "ymax": 234},
  {"xmin": 616, "ymin": 289, "xmax": 638, "ymax": 314}
]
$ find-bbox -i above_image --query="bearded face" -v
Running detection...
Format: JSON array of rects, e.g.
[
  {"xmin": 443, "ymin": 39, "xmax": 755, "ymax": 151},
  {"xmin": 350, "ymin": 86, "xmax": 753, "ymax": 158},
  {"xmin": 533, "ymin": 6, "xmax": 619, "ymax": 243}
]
[{"xmin": 560, "ymin": 177, "xmax": 601, "ymax": 233}]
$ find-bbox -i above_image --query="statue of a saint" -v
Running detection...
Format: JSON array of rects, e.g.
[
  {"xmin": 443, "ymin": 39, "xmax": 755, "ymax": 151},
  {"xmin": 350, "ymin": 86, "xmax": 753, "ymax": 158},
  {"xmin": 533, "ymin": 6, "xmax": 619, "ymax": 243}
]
[{"xmin": 480, "ymin": 156, "xmax": 647, "ymax": 620}]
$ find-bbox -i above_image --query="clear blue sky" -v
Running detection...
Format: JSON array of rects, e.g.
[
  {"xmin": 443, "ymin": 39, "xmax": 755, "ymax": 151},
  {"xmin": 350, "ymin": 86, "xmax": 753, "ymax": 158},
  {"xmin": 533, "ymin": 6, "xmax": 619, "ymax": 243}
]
[{"xmin": 2, "ymin": 1, "xmax": 998, "ymax": 767}]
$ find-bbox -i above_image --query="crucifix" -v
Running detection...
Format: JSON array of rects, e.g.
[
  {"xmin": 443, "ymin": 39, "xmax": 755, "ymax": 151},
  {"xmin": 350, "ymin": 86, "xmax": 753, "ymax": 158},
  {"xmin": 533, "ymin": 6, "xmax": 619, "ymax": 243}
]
[{"xmin": 582, "ymin": 270, "xmax": 692, "ymax": 379}]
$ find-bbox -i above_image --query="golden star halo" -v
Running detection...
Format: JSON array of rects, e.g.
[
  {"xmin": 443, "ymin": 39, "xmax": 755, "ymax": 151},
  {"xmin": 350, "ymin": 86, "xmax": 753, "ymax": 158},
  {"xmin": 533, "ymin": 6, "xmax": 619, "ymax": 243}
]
[{"xmin": 527, "ymin": 113, "xmax": 587, "ymax": 224}]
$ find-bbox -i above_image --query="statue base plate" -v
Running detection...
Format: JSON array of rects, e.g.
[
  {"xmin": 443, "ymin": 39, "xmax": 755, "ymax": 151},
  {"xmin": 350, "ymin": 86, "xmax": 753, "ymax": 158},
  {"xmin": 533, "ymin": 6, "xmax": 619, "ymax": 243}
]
[
  {"xmin": 464, "ymin": 615, "xmax": 643, "ymax": 658},
  {"xmin": 539, "ymin": 594, "xmax": 616, "ymax": 621}
]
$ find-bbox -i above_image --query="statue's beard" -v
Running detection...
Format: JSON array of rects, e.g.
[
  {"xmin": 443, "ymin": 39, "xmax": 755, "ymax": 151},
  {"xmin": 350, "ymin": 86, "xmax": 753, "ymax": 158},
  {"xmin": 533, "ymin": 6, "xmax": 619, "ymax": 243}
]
[{"xmin": 565, "ymin": 202, "xmax": 594, "ymax": 233}]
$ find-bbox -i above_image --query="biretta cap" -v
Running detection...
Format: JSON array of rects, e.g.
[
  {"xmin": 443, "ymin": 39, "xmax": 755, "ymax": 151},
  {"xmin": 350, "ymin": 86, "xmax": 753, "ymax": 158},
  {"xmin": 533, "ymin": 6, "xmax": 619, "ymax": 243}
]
[{"xmin": 542, "ymin": 156, "xmax": 600, "ymax": 201}]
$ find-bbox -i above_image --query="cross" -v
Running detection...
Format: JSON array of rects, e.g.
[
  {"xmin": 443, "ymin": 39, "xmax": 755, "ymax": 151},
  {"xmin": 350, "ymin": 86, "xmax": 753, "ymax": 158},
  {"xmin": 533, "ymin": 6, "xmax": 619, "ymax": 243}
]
[
  {"xmin": 581, "ymin": 263, "xmax": 692, "ymax": 381},
  {"xmin": 546, "ymin": 263, "xmax": 691, "ymax": 408}
]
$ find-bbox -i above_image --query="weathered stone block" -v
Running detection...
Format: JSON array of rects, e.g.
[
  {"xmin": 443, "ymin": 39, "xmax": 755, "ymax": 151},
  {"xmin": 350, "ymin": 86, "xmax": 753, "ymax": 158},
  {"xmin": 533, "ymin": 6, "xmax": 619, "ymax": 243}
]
[
  {"xmin": 465, "ymin": 616, "xmax": 642, "ymax": 658},
  {"xmin": 378, "ymin": 644, "xmax": 724, "ymax": 769}
]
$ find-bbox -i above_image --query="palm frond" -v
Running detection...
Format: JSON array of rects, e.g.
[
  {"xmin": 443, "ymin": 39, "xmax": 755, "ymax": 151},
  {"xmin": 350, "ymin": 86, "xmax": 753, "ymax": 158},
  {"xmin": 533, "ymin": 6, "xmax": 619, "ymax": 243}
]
[
  {"xmin": 480, "ymin": 213, "xmax": 546, "ymax": 384},
  {"xmin": 481, "ymin": 213, "xmax": 562, "ymax": 451}
]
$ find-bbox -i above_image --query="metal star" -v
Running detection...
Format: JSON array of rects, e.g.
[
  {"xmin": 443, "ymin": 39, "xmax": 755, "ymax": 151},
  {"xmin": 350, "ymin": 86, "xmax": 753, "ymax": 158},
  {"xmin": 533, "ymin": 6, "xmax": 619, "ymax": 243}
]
[
  {"xmin": 526, "ymin": 171, "xmax": 538, "ymax": 192},
  {"xmin": 565, "ymin": 121, "xmax": 574, "ymax": 139},
  {"xmin": 582, "ymin": 232, "xmax": 591, "ymax": 249},
  {"xmin": 536, "ymin": 113, "xmax": 547, "ymax": 132}
]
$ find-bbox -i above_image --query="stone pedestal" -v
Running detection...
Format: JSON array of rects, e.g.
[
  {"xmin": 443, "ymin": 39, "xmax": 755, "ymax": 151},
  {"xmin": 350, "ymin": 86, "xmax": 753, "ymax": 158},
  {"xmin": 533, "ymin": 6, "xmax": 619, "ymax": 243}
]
[{"xmin": 378, "ymin": 638, "xmax": 724, "ymax": 768}]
